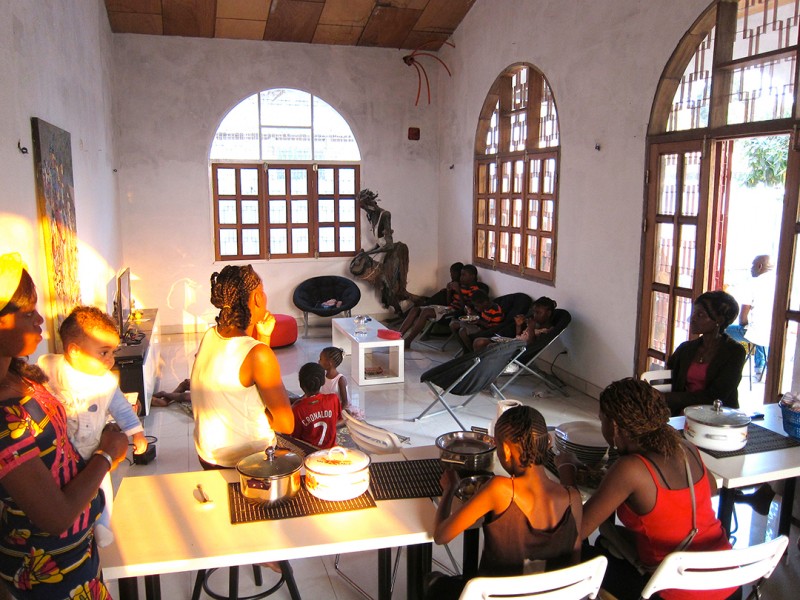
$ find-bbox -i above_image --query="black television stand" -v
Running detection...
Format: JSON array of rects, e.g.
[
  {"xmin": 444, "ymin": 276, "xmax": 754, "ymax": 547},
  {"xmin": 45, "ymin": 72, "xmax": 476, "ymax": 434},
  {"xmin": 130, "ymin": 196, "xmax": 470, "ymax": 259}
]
[{"xmin": 113, "ymin": 308, "xmax": 160, "ymax": 416}]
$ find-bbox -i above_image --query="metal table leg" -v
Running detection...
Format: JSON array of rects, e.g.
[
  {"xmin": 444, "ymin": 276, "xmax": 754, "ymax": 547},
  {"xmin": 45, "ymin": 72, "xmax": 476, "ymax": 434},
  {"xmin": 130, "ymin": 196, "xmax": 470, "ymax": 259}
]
[
  {"xmin": 378, "ymin": 548, "xmax": 392, "ymax": 600},
  {"xmin": 406, "ymin": 543, "xmax": 432, "ymax": 600},
  {"xmin": 718, "ymin": 487, "xmax": 736, "ymax": 536},
  {"xmin": 779, "ymin": 477, "xmax": 796, "ymax": 537},
  {"xmin": 117, "ymin": 577, "xmax": 138, "ymax": 600},
  {"xmin": 462, "ymin": 529, "xmax": 480, "ymax": 579}
]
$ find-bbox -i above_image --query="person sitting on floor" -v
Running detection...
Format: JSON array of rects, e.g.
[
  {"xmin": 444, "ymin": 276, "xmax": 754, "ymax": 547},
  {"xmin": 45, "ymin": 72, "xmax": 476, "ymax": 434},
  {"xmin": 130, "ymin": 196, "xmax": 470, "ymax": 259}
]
[
  {"xmin": 291, "ymin": 363, "xmax": 342, "ymax": 449},
  {"xmin": 449, "ymin": 289, "xmax": 504, "ymax": 353}
]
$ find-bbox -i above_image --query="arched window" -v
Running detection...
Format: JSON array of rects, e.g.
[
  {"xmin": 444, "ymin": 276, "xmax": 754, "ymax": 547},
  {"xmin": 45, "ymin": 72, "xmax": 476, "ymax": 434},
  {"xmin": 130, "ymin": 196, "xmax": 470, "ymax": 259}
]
[
  {"xmin": 473, "ymin": 64, "xmax": 560, "ymax": 282},
  {"xmin": 210, "ymin": 89, "xmax": 361, "ymax": 261},
  {"xmin": 639, "ymin": 0, "xmax": 800, "ymax": 404}
]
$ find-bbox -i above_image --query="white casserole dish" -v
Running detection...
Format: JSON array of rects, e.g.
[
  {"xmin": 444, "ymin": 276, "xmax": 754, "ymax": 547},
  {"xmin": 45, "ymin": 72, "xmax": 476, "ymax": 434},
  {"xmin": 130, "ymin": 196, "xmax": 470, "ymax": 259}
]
[
  {"xmin": 684, "ymin": 400, "xmax": 750, "ymax": 452},
  {"xmin": 304, "ymin": 446, "xmax": 371, "ymax": 501}
]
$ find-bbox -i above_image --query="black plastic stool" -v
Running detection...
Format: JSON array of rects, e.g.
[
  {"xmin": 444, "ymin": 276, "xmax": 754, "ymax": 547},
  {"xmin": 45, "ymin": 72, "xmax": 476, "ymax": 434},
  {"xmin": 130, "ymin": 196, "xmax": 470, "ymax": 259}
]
[{"xmin": 192, "ymin": 560, "xmax": 300, "ymax": 600}]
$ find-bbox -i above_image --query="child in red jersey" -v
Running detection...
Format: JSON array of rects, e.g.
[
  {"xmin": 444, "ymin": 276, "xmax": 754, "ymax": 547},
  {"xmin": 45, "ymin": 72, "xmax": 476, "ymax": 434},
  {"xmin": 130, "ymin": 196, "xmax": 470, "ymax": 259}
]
[{"xmin": 292, "ymin": 362, "xmax": 342, "ymax": 448}]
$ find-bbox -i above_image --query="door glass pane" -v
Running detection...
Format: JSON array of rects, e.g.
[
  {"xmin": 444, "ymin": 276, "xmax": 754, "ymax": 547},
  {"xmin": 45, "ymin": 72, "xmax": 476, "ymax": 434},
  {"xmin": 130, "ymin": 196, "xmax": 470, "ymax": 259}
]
[
  {"xmin": 488, "ymin": 199, "xmax": 497, "ymax": 226},
  {"xmin": 528, "ymin": 199, "xmax": 539, "ymax": 229},
  {"xmin": 677, "ymin": 224, "xmax": 697, "ymax": 288},
  {"xmin": 658, "ymin": 154, "xmax": 678, "ymax": 215},
  {"xmin": 513, "ymin": 160, "xmax": 524, "ymax": 194},
  {"xmin": 512, "ymin": 233, "xmax": 521, "ymax": 265},
  {"xmin": 318, "ymin": 168, "xmax": 334, "ymax": 195},
  {"xmin": 219, "ymin": 230, "xmax": 237, "ymax": 256},
  {"xmin": 240, "ymin": 169, "xmax": 259, "ymax": 195},
  {"xmin": 339, "ymin": 199, "xmax": 355, "ymax": 222},
  {"xmin": 543, "ymin": 159, "xmax": 556, "ymax": 194},
  {"xmin": 339, "ymin": 226, "xmax": 356, "ymax": 252},
  {"xmin": 529, "ymin": 160, "xmax": 541, "ymax": 193},
  {"xmin": 478, "ymin": 164, "xmax": 487, "ymax": 194},
  {"xmin": 318, "ymin": 227, "xmax": 335, "ymax": 252},
  {"xmin": 540, "ymin": 238, "xmax": 552, "ymax": 273},
  {"xmin": 241, "ymin": 200, "xmax": 259, "ymax": 224},
  {"xmin": 527, "ymin": 236, "xmax": 538, "ymax": 268},
  {"xmin": 500, "ymin": 199, "xmax": 511, "ymax": 227},
  {"xmin": 649, "ymin": 291, "xmax": 670, "ymax": 355},
  {"xmin": 267, "ymin": 169, "xmax": 286, "ymax": 195},
  {"xmin": 290, "ymin": 169, "xmax": 308, "ymax": 195},
  {"xmin": 499, "ymin": 232, "xmax": 509, "ymax": 263},
  {"xmin": 261, "ymin": 127, "xmax": 311, "ymax": 160},
  {"xmin": 779, "ymin": 320, "xmax": 799, "ymax": 395},
  {"xmin": 487, "ymin": 231, "xmax": 496, "ymax": 260},
  {"xmin": 512, "ymin": 198, "xmax": 522, "ymax": 228},
  {"xmin": 477, "ymin": 229, "xmax": 486, "ymax": 258},
  {"xmin": 291, "ymin": 200, "xmax": 308, "ymax": 224},
  {"xmin": 477, "ymin": 199, "xmax": 486, "ymax": 225},
  {"xmin": 292, "ymin": 228, "xmax": 309, "ymax": 254},
  {"xmin": 501, "ymin": 161, "xmax": 512, "ymax": 193},
  {"xmin": 542, "ymin": 200, "xmax": 554, "ymax": 232},
  {"xmin": 270, "ymin": 229, "xmax": 287, "ymax": 254},
  {"xmin": 318, "ymin": 199, "xmax": 335, "ymax": 223},
  {"xmin": 339, "ymin": 168, "xmax": 356, "ymax": 195},
  {"xmin": 681, "ymin": 152, "xmax": 701, "ymax": 217},
  {"xmin": 654, "ymin": 223, "xmax": 674, "ymax": 285},
  {"xmin": 218, "ymin": 200, "xmax": 237, "ymax": 225},
  {"xmin": 242, "ymin": 229, "xmax": 260, "ymax": 255},
  {"xmin": 269, "ymin": 200, "xmax": 286, "ymax": 224},
  {"xmin": 489, "ymin": 162, "xmax": 498, "ymax": 193},
  {"xmin": 672, "ymin": 296, "xmax": 693, "ymax": 353},
  {"xmin": 790, "ymin": 235, "xmax": 800, "ymax": 312},
  {"xmin": 217, "ymin": 169, "xmax": 236, "ymax": 195}
]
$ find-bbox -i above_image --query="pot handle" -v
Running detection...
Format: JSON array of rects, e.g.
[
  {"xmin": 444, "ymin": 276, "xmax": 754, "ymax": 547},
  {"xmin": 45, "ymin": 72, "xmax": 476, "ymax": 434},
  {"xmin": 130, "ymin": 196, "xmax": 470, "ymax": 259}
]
[{"xmin": 440, "ymin": 456, "xmax": 467, "ymax": 466}]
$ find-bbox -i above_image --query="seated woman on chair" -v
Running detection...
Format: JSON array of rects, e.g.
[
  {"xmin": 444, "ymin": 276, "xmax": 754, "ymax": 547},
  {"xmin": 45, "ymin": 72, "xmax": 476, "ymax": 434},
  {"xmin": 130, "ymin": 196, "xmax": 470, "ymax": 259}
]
[
  {"xmin": 558, "ymin": 378, "xmax": 737, "ymax": 600},
  {"xmin": 664, "ymin": 290, "xmax": 746, "ymax": 417}
]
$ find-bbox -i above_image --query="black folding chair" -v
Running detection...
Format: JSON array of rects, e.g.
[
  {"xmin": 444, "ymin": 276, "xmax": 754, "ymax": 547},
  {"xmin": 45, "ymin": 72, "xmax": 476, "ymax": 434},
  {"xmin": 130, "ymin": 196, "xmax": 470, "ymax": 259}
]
[
  {"xmin": 413, "ymin": 341, "xmax": 526, "ymax": 430},
  {"xmin": 495, "ymin": 309, "xmax": 571, "ymax": 396}
]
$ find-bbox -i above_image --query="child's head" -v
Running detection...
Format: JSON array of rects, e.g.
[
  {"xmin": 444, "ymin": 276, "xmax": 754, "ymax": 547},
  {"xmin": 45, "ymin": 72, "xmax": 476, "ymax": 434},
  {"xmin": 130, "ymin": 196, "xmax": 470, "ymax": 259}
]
[
  {"xmin": 299, "ymin": 362, "xmax": 326, "ymax": 396},
  {"xmin": 529, "ymin": 297, "xmax": 557, "ymax": 326},
  {"xmin": 59, "ymin": 306, "xmax": 120, "ymax": 376},
  {"xmin": 449, "ymin": 262, "xmax": 464, "ymax": 282},
  {"xmin": 494, "ymin": 405, "xmax": 549, "ymax": 470},
  {"xmin": 319, "ymin": 346, "xmax": 344, "ymax": 370},
  {"xmin": 460, "ymin": 264, "xmax": 478, "ymax": 285},
  {"xmin": 470, "ymin": 290, "xmax": 491, "ymax": 312}
]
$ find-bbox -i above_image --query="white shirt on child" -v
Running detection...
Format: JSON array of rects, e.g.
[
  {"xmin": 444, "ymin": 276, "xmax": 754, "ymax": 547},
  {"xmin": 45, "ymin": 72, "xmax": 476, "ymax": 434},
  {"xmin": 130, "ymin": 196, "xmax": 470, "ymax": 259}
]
[
  {"xmin": 320, "ymin": 373, "xmax": 344, "ymax": 399},
  {"xmin": 38, "ymin": 354, "xmax": 143, "ymax": 460}
]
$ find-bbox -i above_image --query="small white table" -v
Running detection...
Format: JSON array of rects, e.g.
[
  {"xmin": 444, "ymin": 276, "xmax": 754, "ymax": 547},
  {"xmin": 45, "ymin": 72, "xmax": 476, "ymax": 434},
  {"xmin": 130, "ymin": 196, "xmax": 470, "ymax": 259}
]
[{"xmin": 331, "ymin": 317, "xmax": 404, "ymax": 386}]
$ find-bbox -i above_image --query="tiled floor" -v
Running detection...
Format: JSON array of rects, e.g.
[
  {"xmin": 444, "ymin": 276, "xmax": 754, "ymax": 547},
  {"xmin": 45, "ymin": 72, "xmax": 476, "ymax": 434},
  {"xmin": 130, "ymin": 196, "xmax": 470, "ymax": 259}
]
[{"xmin": 106, "ymin": 326, "xmax": 798, "ymax": 599}]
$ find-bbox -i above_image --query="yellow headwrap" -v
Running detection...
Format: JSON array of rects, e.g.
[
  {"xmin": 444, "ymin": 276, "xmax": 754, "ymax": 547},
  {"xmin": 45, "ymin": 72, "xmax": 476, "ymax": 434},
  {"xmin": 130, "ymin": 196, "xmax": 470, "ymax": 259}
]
[{"xmin": 0, "ymin": 253, "xmax": 25, "ymax": 313}]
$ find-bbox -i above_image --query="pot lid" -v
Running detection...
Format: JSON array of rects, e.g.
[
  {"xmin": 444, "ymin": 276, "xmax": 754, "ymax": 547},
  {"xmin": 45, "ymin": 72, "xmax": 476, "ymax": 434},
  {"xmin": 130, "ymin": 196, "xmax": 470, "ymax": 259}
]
[
  {"xmin": 684, "ymin": 400, "xmax": 751, "ymax": 428},
  {"xmin": 237, "ymin": 446, "xmax": 302, "ymax": 478},
  {"xmin": 304, "ymin": 446, "xmax": 370, "ymax": 474}
]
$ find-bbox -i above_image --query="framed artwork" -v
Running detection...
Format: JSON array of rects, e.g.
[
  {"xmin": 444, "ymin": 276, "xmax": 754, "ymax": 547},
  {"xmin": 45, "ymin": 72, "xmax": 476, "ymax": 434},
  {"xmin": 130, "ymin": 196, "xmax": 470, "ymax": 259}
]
[{"xmin": 31, "ymin": 117, "xmax": 80, "ymax": 353}]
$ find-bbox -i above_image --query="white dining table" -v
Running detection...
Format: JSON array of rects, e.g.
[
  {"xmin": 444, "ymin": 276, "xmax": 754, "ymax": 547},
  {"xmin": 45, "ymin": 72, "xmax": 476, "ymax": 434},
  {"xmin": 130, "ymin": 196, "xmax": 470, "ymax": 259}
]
[
  {"xmin": 101, "ymin": 456, "xmax": 436, "ymax": 600},
  {"xmin": 670, "ymin": 403, "xmax": 800, "ymax": 536}
]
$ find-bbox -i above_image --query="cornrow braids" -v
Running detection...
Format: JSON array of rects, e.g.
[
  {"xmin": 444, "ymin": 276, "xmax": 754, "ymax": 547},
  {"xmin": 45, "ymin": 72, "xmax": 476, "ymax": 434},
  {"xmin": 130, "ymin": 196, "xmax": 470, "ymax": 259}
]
[
  {"xmin": 299, "ymin": 362, "xmax": 326, "ymax": 395},
  {"xmin": 321, "ymin": 346, "xmax": 344, "ymax": 368},
  {"xmin": 494, "ymin": 405, "xmax": 549, "ymax": 468},
  {"xmin": 600, "ymin": 378, "xmax": 680, "ymax": 456},
  {"xmin": 59, "ymin": 306, "xmax": 118, "ymax": 347},
  {"xmin": 210, "ymin": 265, "xmax": 261, "ymax": 331}
]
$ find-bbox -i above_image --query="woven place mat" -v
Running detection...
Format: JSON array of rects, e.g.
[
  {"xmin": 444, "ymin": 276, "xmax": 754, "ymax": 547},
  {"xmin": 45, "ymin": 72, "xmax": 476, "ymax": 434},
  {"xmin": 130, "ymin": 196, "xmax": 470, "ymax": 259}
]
[
  {"xmin": 695, "ymin": 422, "xmax": 800, "ymax": 459},
  {"xmin": 228, "ymin": 480, "xmax": 376, "ymax": 524},
  {"xmin": 275, "ymin": 433, "xmax": 319, "ymax": 458},
  {"xmin": 369, "ymin": 459, "xmax": 443, "ymax": 500}
]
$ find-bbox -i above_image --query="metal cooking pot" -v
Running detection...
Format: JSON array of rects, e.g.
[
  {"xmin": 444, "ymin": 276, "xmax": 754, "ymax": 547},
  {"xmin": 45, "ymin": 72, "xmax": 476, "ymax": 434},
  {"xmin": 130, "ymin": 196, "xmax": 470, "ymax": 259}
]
[
  {"xmin": 304, "ymin": 446, "xmax": 371, "ymax": 501},
  {"xmin": 684, "ymin": 400, "xmax": 751, "ymax": 452},
  {"xmin": 436, "ymin": 431, "xmax": 496, "ymax": 475},
  {"xmin": 236, "ymin": 446, "xmax": 302, "ymax": 505}
]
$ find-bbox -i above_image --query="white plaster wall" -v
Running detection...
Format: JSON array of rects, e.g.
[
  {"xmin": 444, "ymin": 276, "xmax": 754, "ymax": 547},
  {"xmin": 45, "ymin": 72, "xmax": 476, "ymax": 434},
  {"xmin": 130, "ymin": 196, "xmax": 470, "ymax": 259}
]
[
  {"xmin": 435, "ymin": 0, "xmax": 712, "ymax": 393},
  {"xmin": 0, "ymin": 0, "xmax": 119, "ymax": 348},
  {"xmin": 111, "ymin": 36, "xmax": 441, "ymax": 331}
]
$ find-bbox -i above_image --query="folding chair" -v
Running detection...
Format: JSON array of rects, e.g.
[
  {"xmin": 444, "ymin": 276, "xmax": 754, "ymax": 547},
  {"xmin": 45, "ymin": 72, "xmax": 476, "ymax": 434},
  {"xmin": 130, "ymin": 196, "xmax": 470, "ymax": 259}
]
[
  {"xmin": 496, "ymin": 309, "xmax": 571, "ymax": 397},
  {"xmin": 640, "ymin": 368, "xmax": 673, "ymax": 392},
  {"xmin": 458, "ymin": 555, "xmax": 608, "ymax": 600},
  {"xmin": 639, "ymin": 535, "xmax": 788, "ymax": 599},
  {"xmin": 413, "ymin": 341, "xmax": 527, "ymax": 430}
]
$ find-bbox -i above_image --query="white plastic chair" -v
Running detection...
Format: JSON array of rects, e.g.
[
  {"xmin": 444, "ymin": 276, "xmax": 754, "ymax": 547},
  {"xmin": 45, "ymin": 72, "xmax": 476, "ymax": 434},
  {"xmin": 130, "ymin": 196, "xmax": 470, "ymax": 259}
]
[
  {"xmin": 458, "ymin": 555, "xmax": 608, "ymax": 600},
  {"xmin": 640, "ymin": 369, "xmax": 673, "ymax": 393},
  {"xmin": 639, "ymin": 535, "xmax": 788, "ymax": 599}
]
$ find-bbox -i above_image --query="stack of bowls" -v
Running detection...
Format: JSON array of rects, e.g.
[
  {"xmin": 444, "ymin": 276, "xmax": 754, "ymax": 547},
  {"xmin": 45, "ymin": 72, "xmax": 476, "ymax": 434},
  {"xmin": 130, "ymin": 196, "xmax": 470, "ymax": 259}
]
[{"xmin": 554, "ymin": 421, "xmax": 608, "ymax": 467}]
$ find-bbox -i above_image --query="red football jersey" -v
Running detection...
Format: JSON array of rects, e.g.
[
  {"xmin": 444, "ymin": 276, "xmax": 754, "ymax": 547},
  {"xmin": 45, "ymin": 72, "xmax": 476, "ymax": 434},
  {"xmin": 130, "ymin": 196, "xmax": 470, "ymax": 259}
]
[{"xmin": 291, "ymin": 393, "xmax": 342, "ymax": 448}]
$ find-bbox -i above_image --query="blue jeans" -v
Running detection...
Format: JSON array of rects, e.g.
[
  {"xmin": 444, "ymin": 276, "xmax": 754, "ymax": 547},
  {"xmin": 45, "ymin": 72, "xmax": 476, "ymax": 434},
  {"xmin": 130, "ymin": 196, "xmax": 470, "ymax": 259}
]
[{"xmin": 725, "ymin": 325, "xmax": 767, "ymax": 372}]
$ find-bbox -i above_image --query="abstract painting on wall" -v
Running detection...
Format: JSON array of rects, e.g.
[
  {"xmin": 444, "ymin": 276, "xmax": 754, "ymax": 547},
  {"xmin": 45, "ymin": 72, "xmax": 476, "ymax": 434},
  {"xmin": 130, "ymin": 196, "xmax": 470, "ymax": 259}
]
[{"xmin": 31, "ymin": 117, "xmax": 80, "ymax": 352}]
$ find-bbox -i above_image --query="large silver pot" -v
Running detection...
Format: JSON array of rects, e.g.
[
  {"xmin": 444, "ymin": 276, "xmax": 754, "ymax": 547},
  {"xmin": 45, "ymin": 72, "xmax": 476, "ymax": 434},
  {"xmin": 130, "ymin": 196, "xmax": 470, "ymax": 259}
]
[
  {"xmin": 236, "ymin": 446, "xmax": 302, "ymax": 505},
  {"xmin": 684, "ymin": 400, "xmax": 751, "ymax": 452},
  {"xmin": 436, "ymin": 431, "xmax": 496, "ymax": 475},
  {"xmin": 304, "ymin": 446, "xmax": 371, "ymax": 501}
]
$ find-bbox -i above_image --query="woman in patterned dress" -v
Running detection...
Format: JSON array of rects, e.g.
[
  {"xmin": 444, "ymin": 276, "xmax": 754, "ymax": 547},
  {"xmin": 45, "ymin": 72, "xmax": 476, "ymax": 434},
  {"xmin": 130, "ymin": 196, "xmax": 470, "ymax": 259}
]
[{"xmin": 0, "ymin": 254, "xmax": 128, "ymax": 599}]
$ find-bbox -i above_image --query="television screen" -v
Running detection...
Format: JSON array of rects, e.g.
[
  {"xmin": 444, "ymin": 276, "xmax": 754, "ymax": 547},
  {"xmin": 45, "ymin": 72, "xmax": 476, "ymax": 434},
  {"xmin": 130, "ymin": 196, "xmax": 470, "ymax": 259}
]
[{"xmin": 117, "ymin": 267, "xmax": 132, "ymax": 338}]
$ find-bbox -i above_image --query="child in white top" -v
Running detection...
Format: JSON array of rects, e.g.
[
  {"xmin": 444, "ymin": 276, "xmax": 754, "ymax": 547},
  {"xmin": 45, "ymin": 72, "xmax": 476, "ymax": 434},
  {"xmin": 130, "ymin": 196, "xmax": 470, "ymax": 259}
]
[
  {"xmin": 319, "ymin": 346, "xmax": 362, "ymax": 418},
  {"xmin": 38, "ymin": 306, "xmax": 147, "ymax": 546}
]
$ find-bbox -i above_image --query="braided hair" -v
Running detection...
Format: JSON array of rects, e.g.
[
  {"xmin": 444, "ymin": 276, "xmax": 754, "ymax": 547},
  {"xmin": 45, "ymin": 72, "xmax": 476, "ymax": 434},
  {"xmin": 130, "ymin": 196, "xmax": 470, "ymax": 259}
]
[
  {"xmin": 494, "ymin": 405, "xmax": 549, "ymax": 468},
  {"xmin": 599, "ymin": 378, "xmax": 680, "ymax": 456},
  {"xmin": 0, "ymin": 269, "xmax": 47, "ymax": 383},
  {"xmin": 299, "ymin": 362, "xmax": 326, "ymax": 395},
  {"xmin": 321, "ymin": 346, "xmax": 344, "ymax": 368},
  {"xmin": 694, "ymin": 290, "xmax": 739, "ymax": 329},
  {"xmin": 210, "ymin": 265, "xmax": 261, "ymax": 331}
]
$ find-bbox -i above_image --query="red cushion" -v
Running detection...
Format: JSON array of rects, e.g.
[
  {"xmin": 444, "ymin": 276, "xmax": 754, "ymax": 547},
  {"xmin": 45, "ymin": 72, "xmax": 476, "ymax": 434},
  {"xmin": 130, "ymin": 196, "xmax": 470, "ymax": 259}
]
[
  {"xmin": 270, "ymin": 314, "xmax": 298, "ymax": 348},
  {"xmin": 377, "ymin": 329, "xmax": 402, "ymax": 340}
]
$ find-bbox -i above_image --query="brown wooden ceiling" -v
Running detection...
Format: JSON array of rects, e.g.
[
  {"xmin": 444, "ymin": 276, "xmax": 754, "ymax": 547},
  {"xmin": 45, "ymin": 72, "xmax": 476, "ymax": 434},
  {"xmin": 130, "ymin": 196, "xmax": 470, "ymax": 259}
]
[{"xmin": 104, "ymin": 0, "xmax": 475, "ymax": 50}]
